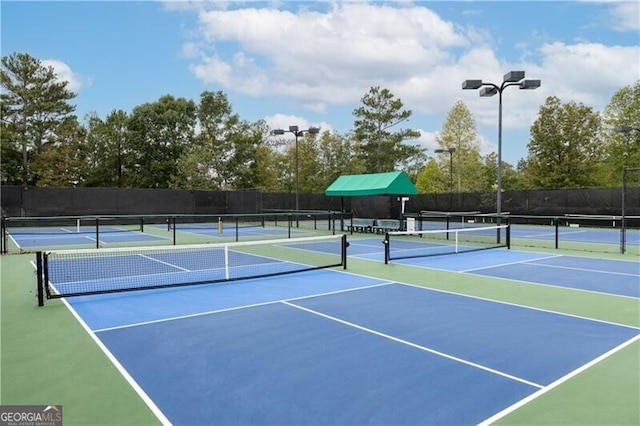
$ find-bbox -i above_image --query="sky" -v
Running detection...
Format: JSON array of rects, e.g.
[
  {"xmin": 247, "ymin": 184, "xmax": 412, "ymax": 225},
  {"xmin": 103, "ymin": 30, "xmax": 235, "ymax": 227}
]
[{"xmin": 2, "ymin": 0, "xmax": 639, "ymax": 165}]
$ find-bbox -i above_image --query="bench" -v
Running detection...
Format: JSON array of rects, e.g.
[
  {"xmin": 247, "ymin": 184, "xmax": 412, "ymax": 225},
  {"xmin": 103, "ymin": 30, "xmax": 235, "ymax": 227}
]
[
  {"xmin": 372, "ymin": 219, "xmax": 401, "ymax": 233},
  {"xmin": 347, "ymin": 218, "xmax": 375, "ymax": 233}
]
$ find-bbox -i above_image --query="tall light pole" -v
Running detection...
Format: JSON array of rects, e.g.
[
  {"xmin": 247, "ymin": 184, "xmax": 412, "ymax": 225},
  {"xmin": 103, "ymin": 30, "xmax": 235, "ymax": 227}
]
[
  {"xmin": 615, "ymin": 124, "xmax": 640, "ymax": 254},
  {"xmin": 462, "ymin": 71, "xmax": 540, "ymax": 216},
  {"xmin": 435, "ymin": 147, "xmax": 455, "ymax": 210},
  {"xmin": 271, "ymin": 125, "xmax": 320, "ymax": 211}
]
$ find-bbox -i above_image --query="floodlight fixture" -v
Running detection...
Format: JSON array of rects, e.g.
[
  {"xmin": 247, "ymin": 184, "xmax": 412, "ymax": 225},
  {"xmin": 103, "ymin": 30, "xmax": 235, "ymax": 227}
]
[
  {"xmin": 271, "ymin": 125, "xmax": 321, "ymax": 212},
  {"xmin": 462, "ymin": 79, "xmax": 483, "ymax": 90},
  {"xmin": 503, "ymin": 71, "xmax": 525, "ymax": 83},
  {"xmin": 434, "ymin": 147, "xmax": 456, "ymax": 154},
  {"xmin": 520, "ymin": 79, "xmax": 541, "ymax": 90},
  {"xmin": 461, "ymin": 70, "xmax": 541, "ymax": 219},
  {"xmin": 480, "ymin": 86, "xmax": 498, "ymax": 97}
]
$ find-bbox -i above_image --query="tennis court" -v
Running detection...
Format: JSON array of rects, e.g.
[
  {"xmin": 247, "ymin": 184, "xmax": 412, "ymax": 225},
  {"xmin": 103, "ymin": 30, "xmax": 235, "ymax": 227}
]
[
  {"xmin": 350, "ymin": 233, "xmax": 639, "ymax": 299},
  {"xmin": 46, "ymin": 248, "xmax": 640, "ymax": 424},
  {"xmin": 3, "ymin": 222, "xmax": 639, "ymax": 425}
]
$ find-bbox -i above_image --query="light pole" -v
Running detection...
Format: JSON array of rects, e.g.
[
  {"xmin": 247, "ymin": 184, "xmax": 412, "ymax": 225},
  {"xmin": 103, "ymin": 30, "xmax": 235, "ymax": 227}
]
[
  {"xmin": 271, "ymin": 125, "xmax": 320, "ymax": 211},
  {"xmin": 615, "ymin": 124, "xmax": 640, "ymax": 254},
  {"xmin": 435, "ymin": 147, "xmax": 455, "ymax": 210},
  {"xmin": 462, "ymin": 71, "xmax": 540, "ymax": 216}
]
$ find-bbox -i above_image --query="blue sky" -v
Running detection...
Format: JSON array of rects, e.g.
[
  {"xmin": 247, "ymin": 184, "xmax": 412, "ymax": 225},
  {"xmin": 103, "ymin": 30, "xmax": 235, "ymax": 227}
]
[{"xmin": 2, "ymin": 1, "xmax": 639, "ymax": 165}]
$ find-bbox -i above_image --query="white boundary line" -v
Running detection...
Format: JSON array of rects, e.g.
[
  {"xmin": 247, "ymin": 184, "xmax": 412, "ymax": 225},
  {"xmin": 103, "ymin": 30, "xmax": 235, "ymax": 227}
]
[
  {"xmin": 330, "ymin": 261, "xmax": 640, "ymax": 331},
  {"xmin": 283, "ymin": 301, "xmax": 544, "ymax": 389},
  {"xmin": 59, "ymin": 297, "xmax": 172, "ymax": 425},
  {"xmin": 94, "ymin": 281, "xmax": 395, "ymax": 333},
  {"xmin": 477, "ymin": 334, "xmax": 640, "ymax": 425},
  {"xmin": 525, "ymin": 261, "xmax": 640, "ymax": 278},
  {"xmin": 460, "ymin": 254, "xmax": 562, "ymax": 272}
]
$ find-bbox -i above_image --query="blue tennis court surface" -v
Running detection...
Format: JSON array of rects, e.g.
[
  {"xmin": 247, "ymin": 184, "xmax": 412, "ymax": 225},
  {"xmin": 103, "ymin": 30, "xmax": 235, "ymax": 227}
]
[
  {"xmin": 156, "ymin": 224, "xmax": 309, "ymax": 238},
  {"xmin": 351, "ymin": 238, "xmax": 640, "ymax": 298},
  {"xmin": 64, "ymin": 264, "xmax": 639, "ymax": 425},
  {"xmin": 9, "ymin": 227, "xmax": 167, "ymax": 248}
]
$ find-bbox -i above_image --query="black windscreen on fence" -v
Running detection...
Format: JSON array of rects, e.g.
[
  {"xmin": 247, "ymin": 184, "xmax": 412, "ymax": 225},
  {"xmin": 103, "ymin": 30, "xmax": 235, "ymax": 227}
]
[{"xmin": 1, "ymin": 185, "xmax": 639, "ymax": 218}]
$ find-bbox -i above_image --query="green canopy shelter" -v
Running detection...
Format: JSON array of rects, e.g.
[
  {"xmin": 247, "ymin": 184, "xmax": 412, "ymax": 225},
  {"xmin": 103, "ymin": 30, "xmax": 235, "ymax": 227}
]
[
  {"xmin": 325, "ymin": 171, "xmax": 418, "ymax": 197},
  {"xmin": 325, "ymin": 171, "xmax": 418, "ymax": 221}
]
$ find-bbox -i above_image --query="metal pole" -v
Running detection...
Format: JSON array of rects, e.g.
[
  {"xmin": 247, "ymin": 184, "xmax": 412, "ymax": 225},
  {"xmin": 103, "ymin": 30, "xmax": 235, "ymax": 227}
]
[
  {"xmin": 295, "ymin": 132, "xmax": 299, "ymax": 212},
  {"xmin": 621, "ymin": 167, "xmax": 626, "ymax": 254},
  {"xmin": 497, "ymin": 90, "xmax": 503, "ymax": 216},
  {"xmin": 449, "ymin": 151, "xmax": 453, "ymax": 210}
]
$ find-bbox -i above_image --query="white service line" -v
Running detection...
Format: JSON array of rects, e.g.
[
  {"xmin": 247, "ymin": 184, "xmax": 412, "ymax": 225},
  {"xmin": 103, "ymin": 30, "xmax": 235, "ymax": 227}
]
[{"xmin": 282, "ymin": 300, "xmax": 544, "ymax": 389}]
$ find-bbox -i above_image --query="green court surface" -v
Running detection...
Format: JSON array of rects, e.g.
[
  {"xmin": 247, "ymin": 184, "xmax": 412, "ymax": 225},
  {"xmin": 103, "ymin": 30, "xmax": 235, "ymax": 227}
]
[{"xmin": 1, "ymin": 231, "xmax": 638, "ymax": 425}]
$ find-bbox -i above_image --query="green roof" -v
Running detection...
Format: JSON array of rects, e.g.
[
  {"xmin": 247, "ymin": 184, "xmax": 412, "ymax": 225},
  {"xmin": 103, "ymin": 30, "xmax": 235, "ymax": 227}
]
[{"xmin": 325, "ymin": 171, "xmax": 418, "ymax": 196}]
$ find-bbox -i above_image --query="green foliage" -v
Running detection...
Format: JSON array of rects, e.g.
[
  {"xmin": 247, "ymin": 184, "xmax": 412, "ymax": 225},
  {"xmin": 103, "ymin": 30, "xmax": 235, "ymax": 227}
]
[
  {"xmin": 525, "ymin": 96, "xmax": 602, "ymax": 188},
  {"xmin": 84, "ymin": 110, "xmax": 129, "ymax": 187},
  {"xmin": 126, "ymin": 95, "xmax": 196, "ymax": 188},
  {"xmin": 1, "ymin": 52, "xmax": 77, "ymax": 185},
  {"xmin": 352, "ymin": 86, "xmax": 423, "ymax": 173},
  {"xmin": 434, "ymin": 101, "xmax": 485, "ymax": 193},
  {"xmin": 4, "ymin": 51, "xmax": 637, "ymax": 194},
  {"xmin": 416, "ymin": 158, "xmax": 446, "ymax": 193},
  {"xmin": 33, "ymin": 118, "xmax": 87, "ymax": 186},
  {"xmin": 598, "ymin": 80, "xmax": 640, "ymax": 186}
]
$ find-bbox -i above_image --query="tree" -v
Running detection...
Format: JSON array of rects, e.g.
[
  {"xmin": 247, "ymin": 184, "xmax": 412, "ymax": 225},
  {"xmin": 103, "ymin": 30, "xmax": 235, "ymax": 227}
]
[
  {"xmin": 32, "ymin": 118, "xmax": 87, "ymax": 186},
  {"xmin": 434, "ymin": 101, "xmax": 485, "ymax": 193},
  {"xmin": 317, "ymin": 131, "xmax": 366, "ymax": 187},
  {"xmin": 1, "ymin": 52, "xmax": 77, "ymax": 185},
  {"xmin": 524, "ymin": 96, "xmax": 602, "ymax": 188},
  {"xmin": 598, "ymin": 80, "xmax": 640, "ymax": 186},
  {"xmin": 416, "ymin": 158, "xmax": 445, "ymax": 193},
  {"xmin": 352, "ymin": 86, "xmax": 423, "ymax": 173},
  {"xmin": 126, "ymin": 95, "xmax": 196, "ymax": 188},
  {"xmin": 84, "ymin": 110, "xmax": 129, "ymax": 187},
  {"xmin": 172, "ymin": 91, "xmax": 256, "ymax": 190},
  {"xmin": 0, "ymin": 101, "xmax": 21, "ymax": 185}
]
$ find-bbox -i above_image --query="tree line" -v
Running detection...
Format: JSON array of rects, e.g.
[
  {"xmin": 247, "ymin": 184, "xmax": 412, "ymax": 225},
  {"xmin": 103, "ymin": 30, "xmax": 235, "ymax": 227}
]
[{"xmin": 2, "ymin": 52, "xmax": 639, "ymax": 194}]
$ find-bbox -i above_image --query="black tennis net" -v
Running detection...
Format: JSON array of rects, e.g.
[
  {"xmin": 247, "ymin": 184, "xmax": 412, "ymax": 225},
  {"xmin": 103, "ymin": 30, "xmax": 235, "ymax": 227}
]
[
  {"xmin": 384, "ymin": 224, "xmax": 509, "ymax": 263},
  {"xmin": 36, "ymin": 234, "xmax": 347, "ymax": 305}
]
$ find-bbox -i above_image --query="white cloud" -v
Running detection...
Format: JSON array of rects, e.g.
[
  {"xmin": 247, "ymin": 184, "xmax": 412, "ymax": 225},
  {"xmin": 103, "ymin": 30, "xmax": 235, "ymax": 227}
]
[
  {"xmin": 186, "ymin": 3, "xmax": 470, "ymax": 106},
  {"xmin": 41, "ymin": 59, "xmax": 91, "ymax": 93},
  {"xmin": 176, "ymin": 1, "xmax": 639, "ymax": 154},
  {"xmin": 608, "ymin": 1, "xmax": 640, "ymax": 32}
]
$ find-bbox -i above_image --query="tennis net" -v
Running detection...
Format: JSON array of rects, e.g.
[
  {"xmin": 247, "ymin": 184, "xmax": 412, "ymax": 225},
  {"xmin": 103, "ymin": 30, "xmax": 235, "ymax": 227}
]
[
  {"xmin": 36, "ymin": 234, "xmax": 347, "ymax": 305},
  {"xmin": 383, "ymin": 224, "xmax": 509, "ymax": 263},
  {"xmin": 3, "ymin": 215, "xmax": 143, "ymax": 235}
]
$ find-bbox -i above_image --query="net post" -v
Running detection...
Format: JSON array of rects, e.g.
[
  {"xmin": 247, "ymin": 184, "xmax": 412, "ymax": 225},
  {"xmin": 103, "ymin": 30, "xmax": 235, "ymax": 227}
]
[
  {"xmin": 341, "ymin": 234, "xmax": 347, "ymax": 269},
  {"xmin": 554, "ymin": 217, "xmax": 559, "ymax": 249},
  {"xmin": 506, "ymin": 224, "xmax": 511, "ymax": 249},
  {"xmin": 224, "ymin": 244, "xmax": 230, "ymax": 280},
  {"xmin": 172, "ymin": 216, "xmax": 176, "ymax": 245},
  {"xmin": 140, "ymin": 217, "xmax": 145, "ymax": 233},
  {"xmin": 95, "ymin": 218, "xmax": 100, "ymax": 249},
  {"xmin": 446, "ymin": 216, "xmax": 450, "ymax": 239},
  {"xmin": 332, "ymin": 213, "xmax": 336, "ymax": 235},
  {"xmin": 1, "ymin": 216, "xmax": 6, "ymax": 254},
  {"xmin": 384, "ymin": 232, "xmax": 390, "ymax": 264},
  {"xmin": 235, "ymin": 217, "xmax": 239, "ymax": 242},
  {"xmin": 36, "ymin": 251, "xmax": 45, "ymax": 306}
]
